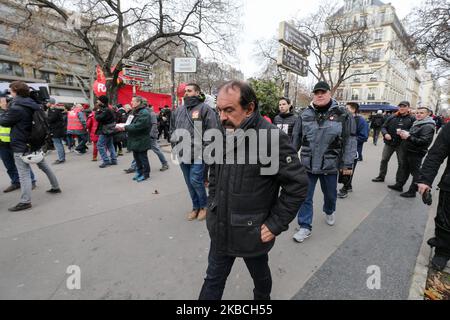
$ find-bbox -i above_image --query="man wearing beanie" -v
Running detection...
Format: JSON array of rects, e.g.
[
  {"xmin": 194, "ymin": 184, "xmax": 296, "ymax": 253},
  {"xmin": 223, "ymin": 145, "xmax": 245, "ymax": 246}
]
[{"xmin": 94, "ymin": 95, "xmax": 117, "ymax": 168}]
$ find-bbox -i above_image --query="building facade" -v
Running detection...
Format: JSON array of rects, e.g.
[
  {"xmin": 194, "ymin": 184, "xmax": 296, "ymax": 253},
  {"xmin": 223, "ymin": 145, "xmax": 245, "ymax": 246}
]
[{"xmin": 323, "ymin": 0, "xmax": 425, "ymax": 108}]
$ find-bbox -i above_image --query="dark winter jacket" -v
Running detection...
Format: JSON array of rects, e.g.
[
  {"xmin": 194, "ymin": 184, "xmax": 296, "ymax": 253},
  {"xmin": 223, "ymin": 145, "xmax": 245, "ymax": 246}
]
[
  {"xmin": 355, "ymin": 115, "xmax": 369, "ymax": 159},
  {"xmin": 404, "ymin": 117, "xmax": 435, "ymax": 156},
  {"xmin": 170, "ymin": 96, "xmax": 219, "ymax": 162},
  {"xmin": 0, "ymin": 96, "xmax": 42, "ymax": 153},
  {"xmin": 370, "ymin": 114, "xmax": 384, "ymax": 129},
  {"xmin": 149, "ymin": 108, "xmax": 159, "ymax": 139},
  {"xmin": 418, "ymin": 123, "xmax": 450, "ymax": 192},
  {"xmin": 125, "ymin": 106, "xmax": 151, "ymax": 152},
  {"xmin": 95, "ymin": 105, "xmax": 115, "ymax": 136},
  {"xmin": 381, "ymin": 112, "xmax": 415, "ymax": 147},
  {"xmin": 47, "ymin": 107, "xmax": 67, "ymax": 138},
  {"xmin": 206, "ymin": 112, "xmax": 309, "ymax": 258},
  {"xmin": 292, "ymin": 100, "xmax": 357, "ymax": 174},
  {"xmin": 273, "ymin": 112, "xmax": 297, "ymax": 141}
]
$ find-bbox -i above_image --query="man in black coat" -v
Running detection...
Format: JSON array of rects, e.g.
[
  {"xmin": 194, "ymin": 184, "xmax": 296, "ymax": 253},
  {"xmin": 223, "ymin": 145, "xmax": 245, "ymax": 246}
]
[
  {"xmin": 94, "ymin": 95, "xmax": 117, "ymax": 168},
  {"xmin": 199, "ymin": 81, "xmax": 309, "ymax": 300},
  {"xmin": 47, "ymin": 98, "xmax": 67, "ymax": 164},
  {"xmin": 417, "ymin": 122, "xmax": 450, "ymax": 271},
  {"xmin": 372, "ymin": 101, "xmax": 415, "ymax": 192},
  {"xmin": 397, "ymin": 107, "xmax": 435, "ymax": 197}
]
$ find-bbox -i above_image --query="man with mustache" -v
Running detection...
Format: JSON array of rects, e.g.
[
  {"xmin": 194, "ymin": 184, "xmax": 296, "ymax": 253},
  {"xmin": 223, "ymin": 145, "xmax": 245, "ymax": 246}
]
[{"xmin": 199, "ymin": 80, "xmax": 308, "ymax": 300}]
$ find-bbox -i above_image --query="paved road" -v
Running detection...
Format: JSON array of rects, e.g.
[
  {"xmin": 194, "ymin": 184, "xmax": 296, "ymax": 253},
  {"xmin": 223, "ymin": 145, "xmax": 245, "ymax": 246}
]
[{"xmin": 0, "ymin": 140, "xmax": 431, "ymax": 299}]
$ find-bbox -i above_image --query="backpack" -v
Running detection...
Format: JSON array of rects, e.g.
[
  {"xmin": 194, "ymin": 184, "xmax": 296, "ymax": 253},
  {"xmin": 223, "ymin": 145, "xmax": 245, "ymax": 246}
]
[
  {"xmin": 372, "ymin": 115, "xmax": 384, "ymax": 127},
  {"xmin": 29, "ymin": 108, "xmax": 49, "ymax": 151}
]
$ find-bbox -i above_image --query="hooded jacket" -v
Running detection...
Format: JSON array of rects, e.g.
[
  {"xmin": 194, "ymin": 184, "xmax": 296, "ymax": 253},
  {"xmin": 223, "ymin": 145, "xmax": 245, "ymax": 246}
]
[
  {"xmin": 47, "ymin": 106, "xmax": 67, "ymax": 138},
  {"xmin": 0, "ymin": 96, "xmax": 42, "ymax": 153},
  {"xmin": 292, "ymin": 100, "xmax": 357, "ymax": 174},
  {"xmin": 206, "ymin": 112, "xmax": 309, "ymax": 257},
  {"xmin": 404, "ymin": 117, "xmax": 435, "ymax": 156}
]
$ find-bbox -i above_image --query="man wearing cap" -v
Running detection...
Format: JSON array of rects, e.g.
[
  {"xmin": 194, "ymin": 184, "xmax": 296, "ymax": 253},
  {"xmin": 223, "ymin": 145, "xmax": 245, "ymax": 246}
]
[
  {"xmin": 292, "ymin": 81, "xmax": 357, "ymax": 243},
  {"xmin": 396, "ymin": 106, "xmax": 435, "ymax": 197},
  {"xmin": 372, "ymin": 101, "xmax": 415, "ymax": 191}
]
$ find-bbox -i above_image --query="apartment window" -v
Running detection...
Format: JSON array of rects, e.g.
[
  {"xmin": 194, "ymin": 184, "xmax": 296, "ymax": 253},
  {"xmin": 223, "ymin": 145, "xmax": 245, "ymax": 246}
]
[
  {"xmin": 336, "ymin": 89, "xmax": 344, "ymax": 101},
  {"xmin": 351, "ymin": 88, "xmax": 360, "ymax": 100},
  {"xmin": 371, "ymin": 49, "xmax": 382, "ymax": 62},
  {"xmin": 374, "ymin": 29, "xmax": 383, "ymax": 41},
  {"xmin": 379, "ymin": 12, "xmax": 385, "ymax": 23},
  {"xmin": 359, "ymin": 15, "xmax": 367, "ymax": 27},
  {"xmin": 0, "ymin": 62, "xmax": 23, "ymax": 77},
  {"xmin": 367, "ymin": 88, "xmax": 377, "ymax": 100},
  {"xmin": 39, "ymin": 71, "xmax": 51, "ymax": 82},
  {"xmin": 66, "ymin": 75, "xmax": 74, "ymax": 86}
]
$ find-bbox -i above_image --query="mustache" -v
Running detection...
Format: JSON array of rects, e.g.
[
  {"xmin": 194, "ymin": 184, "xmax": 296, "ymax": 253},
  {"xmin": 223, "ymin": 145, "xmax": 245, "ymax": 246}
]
[{"xmin": 221, "ymin": 120, "xmax": 235, "ymax": 128}]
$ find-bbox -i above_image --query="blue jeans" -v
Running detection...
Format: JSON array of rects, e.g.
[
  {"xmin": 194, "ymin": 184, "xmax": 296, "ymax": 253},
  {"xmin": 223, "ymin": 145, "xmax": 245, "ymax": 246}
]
[
  {"xmin": 0, "ymin": 146, "xmax": 35, "ymax": 185},
  {"xmin": 52, "ymin": 137, "xmax": 65, "ymax": 161},
  {"xmin": 199, "ymin": 246, "xmax": 271, "ymax": 300},
  {"xmin": 297, "ymin": 173, "xmax": 338, "ymax": 230},
  {"xmin": 97, "ymin": 134, "xmax": 117, "ymax": 164},
  {"xmin": 180, "ymin": 162, "xmax": 207, "ymax": 210},
  {"xmin": 150, "ymin": 138, "xmax": 167, "ymax": 165},
  {"xmin": 133, "ymin": 151, "xmax": 150, "ymax": 178}
]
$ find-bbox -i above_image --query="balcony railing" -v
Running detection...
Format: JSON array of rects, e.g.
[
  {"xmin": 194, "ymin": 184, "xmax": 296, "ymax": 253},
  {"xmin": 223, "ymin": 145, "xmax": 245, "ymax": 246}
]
[
  {"xmin": 351, "ymin": 95, "xmax": 359, "ymax": 100},
  {"xmin": 367, "ymin": 95, "xmax": 376, "ymax": 100}
]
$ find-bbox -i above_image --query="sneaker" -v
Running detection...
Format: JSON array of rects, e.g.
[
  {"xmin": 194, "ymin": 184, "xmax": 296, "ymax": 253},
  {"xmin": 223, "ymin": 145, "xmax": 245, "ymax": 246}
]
[
  {"xmin": 99, "ymin": 162, "xmax": 111, "ymax": 168},
  {"xmin": 110, "ymin": 161, "xmax": 118, "ymax": 165},
  {"xmin": 325, "ymin": 213, "xmax": 336, "ymax": 226},
  {"xmin": 8, "ymin": 203, "xmax": 32, "ymax": 212},
  {"xmin": 46, "ymin": 188, "xmax": 62, "ymax": 194},
  {"xmin": 337, "ymin": 188, "xmax": 348, "ymax": 198},
  {"xmin": 293, "ymin": 228, "xmax": 311, "ymax": 243},
  {"xmin": 187, "ymin": 209, "xmax": 199, "ymax": 221},
  {"xmin": 133, "ymin": 173, "xmax": 142, "ymax": 181},
  {"xmin": 53, "ymin": 159, "xmax": 65, "ymax": 165},
  {"xmin": 388, "ymin": 184, "xmax": 403, "ymax": 192},
  {"xmin": 160, "ymin": 164, "xmax": 169, "ymax": 171},
  {"xmin": 372, "ymin": 176, "xmax": 385, "ymax": 182},
  {"xmin": 124, "ymin": 168, "xmax": 135, "ymax": 174},
  {"xmin": 400, "ymin": 191, "xmax": 416, "ymax": 198},
  {"xmin": 431, "ymin": 255, "xmax": 449, "ymax": 271},
  {"xmin": 118, "ymin": 150, "xmax": 124, "ymax": 156},
  {"xmin": 136, "ymin": 176, "xmax": 148, "ymax": 182},
  {"xmin": 197, "ymin": 208, "xmax": 207, "ymax": 221},
  {"xmin": 3, "ymin": 184, "xmax": 20, "ymax": 193}
]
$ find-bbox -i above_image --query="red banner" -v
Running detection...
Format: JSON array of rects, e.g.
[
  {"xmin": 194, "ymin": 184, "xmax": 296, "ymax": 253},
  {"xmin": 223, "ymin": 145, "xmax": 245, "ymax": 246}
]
[{"xmin": 117, "ymin": 86, "xmax": 172, "ymax": 111}]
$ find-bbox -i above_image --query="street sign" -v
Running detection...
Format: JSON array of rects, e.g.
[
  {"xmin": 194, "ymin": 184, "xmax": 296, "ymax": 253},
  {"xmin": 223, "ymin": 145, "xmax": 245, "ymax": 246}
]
[
  {"xmin": 122, "ymin": 59, "xmax": 152, "ymax": 70},
  {"xmin": 123, "ymin": 79, "xmax": 145, "ymax": 86},
  {"xmin": 279, "ymin": 21, "xmax": 311, "ymax": 56},
  {"xmin": 174, "ymin": 58, "xmax": 197, "ymax": 73},
  {"xmin": 123, "ymin": 68, "xmax": 153, "ymax": 79},
  {"xmin": 277, "ymin": 46, "xmax": 309, "ymax": 77}
]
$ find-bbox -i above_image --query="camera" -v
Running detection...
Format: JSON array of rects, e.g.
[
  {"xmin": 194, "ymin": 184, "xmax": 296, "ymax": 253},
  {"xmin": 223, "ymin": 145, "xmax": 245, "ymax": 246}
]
[
  {"xmin": 0, "ymin": 89, "xmax": 12, "ymax": 104},
  {"xmin": 422, "ymin": 189, "xmax": 432, "ymax": 206}
]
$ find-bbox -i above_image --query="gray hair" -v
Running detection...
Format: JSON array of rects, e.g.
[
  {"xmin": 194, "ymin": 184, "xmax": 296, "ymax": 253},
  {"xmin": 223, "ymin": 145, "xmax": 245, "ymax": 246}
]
[{"xmin": 133, "ymin": 96, "xmax": 145, "ymax": 106}]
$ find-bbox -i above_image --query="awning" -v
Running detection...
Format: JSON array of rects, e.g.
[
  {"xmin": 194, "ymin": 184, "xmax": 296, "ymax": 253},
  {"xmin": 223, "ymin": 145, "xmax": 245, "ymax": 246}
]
[{"xmin": 359, "ymin": 104, "xmax": 398, "ymax": 112}]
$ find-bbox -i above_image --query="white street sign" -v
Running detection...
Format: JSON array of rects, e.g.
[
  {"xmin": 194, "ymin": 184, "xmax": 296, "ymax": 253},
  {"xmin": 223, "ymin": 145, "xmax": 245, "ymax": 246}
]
[
  {"xmin": 174, "ymin": 58, "xmax": 197, "ymax": 73},
  {"xmin": 279, "ymin": 21, "xmax": 311, "ymax": 57},
  {"xmin": 123, "ymin": 68, "xmax": 153, "ymax": 79},
  {"xmin": 122, "ymin": 59, "xmax": 153, "ymax": 70}
]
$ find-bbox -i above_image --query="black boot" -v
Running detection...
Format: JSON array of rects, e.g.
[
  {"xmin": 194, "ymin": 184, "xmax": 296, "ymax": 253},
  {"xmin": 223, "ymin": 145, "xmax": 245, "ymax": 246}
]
[
  {"xmin": 400, "ymin": 190, "xmax": 416, "ymax": 198},
  {"xmin": 431, "ymin": 255, "xmax": 450, "ymax": 271}
]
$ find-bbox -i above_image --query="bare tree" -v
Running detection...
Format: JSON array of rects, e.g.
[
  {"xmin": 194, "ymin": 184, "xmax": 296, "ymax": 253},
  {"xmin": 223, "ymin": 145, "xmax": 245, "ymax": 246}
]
[
  {"xmin": 406, "ymin": 0, "xmax": 450, "ymax": 77},
  {"xmin": 254, "ymin": 37, "xmax": 288, "ymax": 90},
  {"xmin": 21, "ymin": 0, "xmax": 240, "ymax": 103},
  {"xmin": 196, "ymin": 60, "xmax": 244, "ymax": 94}
]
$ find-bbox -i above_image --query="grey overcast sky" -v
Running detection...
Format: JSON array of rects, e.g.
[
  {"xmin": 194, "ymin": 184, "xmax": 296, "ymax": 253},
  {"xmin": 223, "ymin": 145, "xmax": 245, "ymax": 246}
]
[{"xmin": 235, "ymin": 0, "xmax": 423, "ymax": 78}]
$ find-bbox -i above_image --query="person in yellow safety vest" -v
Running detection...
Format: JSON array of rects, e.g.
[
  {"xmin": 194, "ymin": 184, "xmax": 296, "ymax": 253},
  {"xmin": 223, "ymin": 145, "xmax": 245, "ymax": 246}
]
[
  {"xmin": 0, "ymin": 95, "xmax": 36, "ymax": 192},
  {"xmin": 67, "ymin": 103, "xmax": 88, "ymax": 154}
]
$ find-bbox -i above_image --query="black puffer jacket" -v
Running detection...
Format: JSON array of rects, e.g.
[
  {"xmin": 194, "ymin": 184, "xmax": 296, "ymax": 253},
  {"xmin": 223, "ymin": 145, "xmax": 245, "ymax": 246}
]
[
  {"xmin": 273, "ymin": 112, "xmax": 297, "ymax": 140},
  {"xmin": 381, "ymin": 112, "xmax": 415, "ymax": 146},
  {"xmin": 404, "ymin": 118, "xmax": 435, "ymax": 156},
  {"xmin": 206, "ymin": 113, "xmax": 309, "ymax": 258},
  {"xmin": 95, "ymin": 105, "xmax": 115, "ymax": 135},
  {"xmin": 418, "ymin": 123, "xmax": 450, "ymax": 192},
  {"xmin": 0, "ymin": 96, "xmax": 42, "ymax": 153},
  {"xmin": 47, "ymin": 107, "xmax": 67, "ymax": 138}
]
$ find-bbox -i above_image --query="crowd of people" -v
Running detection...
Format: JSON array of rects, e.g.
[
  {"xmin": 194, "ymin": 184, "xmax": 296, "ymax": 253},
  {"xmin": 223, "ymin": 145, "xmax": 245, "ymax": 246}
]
[{"xmin": 0, "ymin": 79, "xmax": 449, "ymax": 300}]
